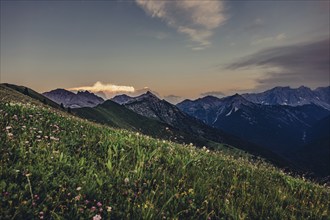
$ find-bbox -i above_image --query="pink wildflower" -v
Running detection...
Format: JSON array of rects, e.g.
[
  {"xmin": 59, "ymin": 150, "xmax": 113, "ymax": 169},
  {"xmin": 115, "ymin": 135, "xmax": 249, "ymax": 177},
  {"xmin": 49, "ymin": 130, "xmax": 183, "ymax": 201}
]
[{"xmin": 93, "ymin": 214, "xmax": 102, "ymax": 220}]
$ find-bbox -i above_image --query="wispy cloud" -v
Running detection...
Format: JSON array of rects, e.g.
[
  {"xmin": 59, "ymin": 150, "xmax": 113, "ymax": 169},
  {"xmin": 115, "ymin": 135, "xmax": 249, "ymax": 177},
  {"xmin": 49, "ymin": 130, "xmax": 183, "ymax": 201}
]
[
  {"xmin": 200, "ymin": 91, "xmax": 225, "ymax": 98},
  {"xmin": 226, "ymin": 38, "xmax": 330, "ymax": 89},
  {"xmin": 251, "ymin": 33, "xmax": 286, "ymax": 45},
  {"xmin": 68, "ymin": 81, "xmax": 135, "ymax": 97},
  {"xmin": 163, "ymin": 95, "xmax": 184, "ymax": 104},
  {"xmin": 136, "ymin": 0, "xmax": 227, "ymax": 50}
]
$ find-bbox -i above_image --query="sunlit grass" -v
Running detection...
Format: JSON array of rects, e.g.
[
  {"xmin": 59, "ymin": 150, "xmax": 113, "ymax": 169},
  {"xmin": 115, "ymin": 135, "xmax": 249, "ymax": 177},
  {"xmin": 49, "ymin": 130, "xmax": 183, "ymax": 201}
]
[{"xmin": 1, "ymin": 100, "xmax": 329, "ymax": 219}]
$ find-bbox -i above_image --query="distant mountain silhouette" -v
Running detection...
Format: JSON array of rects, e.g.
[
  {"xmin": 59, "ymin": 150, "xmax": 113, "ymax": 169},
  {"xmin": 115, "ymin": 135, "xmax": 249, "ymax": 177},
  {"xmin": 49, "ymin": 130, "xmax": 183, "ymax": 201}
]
[{"xmin": 43, "ymin": 89, "xmax": 104, "ymax": 108}]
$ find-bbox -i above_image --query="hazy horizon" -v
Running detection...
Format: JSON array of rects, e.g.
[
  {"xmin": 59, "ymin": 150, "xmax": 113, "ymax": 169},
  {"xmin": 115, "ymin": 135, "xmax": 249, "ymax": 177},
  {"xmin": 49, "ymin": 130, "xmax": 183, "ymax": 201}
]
[{"xmin": 1, "ymin": 0, "xmax": 329, "ymax": 101}]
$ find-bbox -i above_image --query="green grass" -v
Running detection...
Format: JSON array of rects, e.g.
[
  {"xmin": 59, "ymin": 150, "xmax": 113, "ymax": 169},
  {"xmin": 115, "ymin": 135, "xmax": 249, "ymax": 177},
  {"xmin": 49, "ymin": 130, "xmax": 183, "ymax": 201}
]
[{"xmin": 0, "ymin": 89, "xmax": 329, "ymax": 219}]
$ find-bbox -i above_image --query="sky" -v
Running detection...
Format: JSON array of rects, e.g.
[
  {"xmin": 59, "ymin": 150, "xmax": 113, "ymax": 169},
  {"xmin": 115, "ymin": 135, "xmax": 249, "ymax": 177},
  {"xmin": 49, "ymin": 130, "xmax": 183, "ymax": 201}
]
[{"xmin": 1, "ymin": 0, "xmax": 329, "ymax": 102}]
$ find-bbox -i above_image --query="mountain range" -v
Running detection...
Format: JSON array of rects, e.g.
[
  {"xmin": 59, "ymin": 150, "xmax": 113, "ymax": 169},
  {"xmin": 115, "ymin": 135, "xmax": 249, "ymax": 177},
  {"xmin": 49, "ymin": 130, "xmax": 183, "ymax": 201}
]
[
  {"xmin": 177, "ymin": 93, "xmax": 329, "ymax": 153},
  {"xmin": 242, "ymin": 86, "xmax": 330, "ymax": 110}
]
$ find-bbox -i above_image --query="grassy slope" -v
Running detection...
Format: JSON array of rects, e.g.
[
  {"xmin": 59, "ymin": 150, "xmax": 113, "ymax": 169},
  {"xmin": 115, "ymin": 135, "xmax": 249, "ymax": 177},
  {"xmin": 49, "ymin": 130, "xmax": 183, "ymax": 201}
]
[
  {"xmin": 1, "ymin": 83, "xmax": 62, "ymax": 110},
  {"xmin": 0, "ymin": 86, "xmax": 329, "ymax": 219},
  {"xmin": 74, "ymin": 101, "xmax": 191, "ymax": 142}
]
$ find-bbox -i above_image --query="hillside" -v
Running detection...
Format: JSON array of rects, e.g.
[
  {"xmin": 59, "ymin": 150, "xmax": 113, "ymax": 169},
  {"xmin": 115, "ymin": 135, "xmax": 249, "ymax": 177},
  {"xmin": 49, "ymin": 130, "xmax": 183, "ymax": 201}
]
[
  {"xmin": 1, "ymin": 84, "xmax": 329, "ymax": 219},
  {"xmin": 287, "ymin": 116, "xmax": 330, "ymax": 179},
  {"xmin": 1, "ymin": 83, "xmax": 62, "ymax": 109}
]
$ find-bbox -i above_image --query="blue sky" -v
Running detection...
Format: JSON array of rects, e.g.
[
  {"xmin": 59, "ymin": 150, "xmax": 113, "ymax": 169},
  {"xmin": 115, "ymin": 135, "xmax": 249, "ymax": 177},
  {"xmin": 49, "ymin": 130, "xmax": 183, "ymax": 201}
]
[{"xmin": 1, "ymin": 0, "xmax": 329, "ymax": 101}]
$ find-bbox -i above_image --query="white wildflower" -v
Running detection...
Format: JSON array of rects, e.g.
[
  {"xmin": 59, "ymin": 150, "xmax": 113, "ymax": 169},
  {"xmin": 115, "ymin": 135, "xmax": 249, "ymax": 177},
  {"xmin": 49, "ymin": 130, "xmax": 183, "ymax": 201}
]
[{"xmin": 124, "ymin": 177, "xmax": 129, "ymax": 184}]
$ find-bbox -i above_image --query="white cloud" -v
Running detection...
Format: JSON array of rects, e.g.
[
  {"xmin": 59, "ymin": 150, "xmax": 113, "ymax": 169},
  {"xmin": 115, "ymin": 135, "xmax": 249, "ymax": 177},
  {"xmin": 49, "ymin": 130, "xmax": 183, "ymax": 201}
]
[
  {"xmin": 68, "ymin": 81, "xmax": 135, "ymax": 98},
  {"xmin": 68, "ymin": 82, "xmax": 161, "ymax": 99},
  {"xmin": 136, "ymin": 0, "xmax": 227, "ymax": 50}
]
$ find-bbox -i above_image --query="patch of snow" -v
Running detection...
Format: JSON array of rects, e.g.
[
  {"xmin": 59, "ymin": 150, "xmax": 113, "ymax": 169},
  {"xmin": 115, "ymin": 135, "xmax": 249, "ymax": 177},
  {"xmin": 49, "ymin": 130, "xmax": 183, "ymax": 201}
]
[{"xmin": 226, "ymin": 108, "xmax": 233, "ymax": 116}]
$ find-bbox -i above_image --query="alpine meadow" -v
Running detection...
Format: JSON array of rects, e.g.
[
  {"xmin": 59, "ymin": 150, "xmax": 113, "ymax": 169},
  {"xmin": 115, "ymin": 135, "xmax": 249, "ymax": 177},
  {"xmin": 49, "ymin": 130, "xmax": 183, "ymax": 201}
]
[{"xmin": 1, "ymin": 0, "xmax": 329, "ymax": 219}]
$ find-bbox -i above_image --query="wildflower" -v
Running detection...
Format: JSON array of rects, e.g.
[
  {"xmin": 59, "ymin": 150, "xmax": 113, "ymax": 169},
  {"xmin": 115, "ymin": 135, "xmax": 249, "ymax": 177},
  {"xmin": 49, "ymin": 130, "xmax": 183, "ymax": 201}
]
[
  {"xmin": 38, "ymin": 131, "xmax": 42, "ymax": 134},
  {"xmin": 50, "ymin": 136, "xmax": 59, "ymax": 141},
  {"xmin": 7, "ymin": 133, "xmax": 13, "ymax": 137},
  {"xmin": 5, "ymin": 126, "xmax": 12, "ymax": 130},
  {"xmin": 75, "ymin": 195, "xmax": 81, "ymax": 201},
  {"xmin": 97, "ymin": 202, "xmax": 102, "ymax": 207},
  {"xmin": 25, "ymin": 141, "xmax": 29, "ymax": 144},
  {"xmin": 93, "ymin": 214, "xmax": 102, "ymax": 220},
  {"xmin": 76, "ymin": 187, "xmax": 82, "ymax": 191},
  {"xmin": 90, "ymin": 206, "xmax": 96, "ymax": 212},
  {"xmin": 136, "ymin": 132, "xmax": 140, "ymax": 136},
  {"xmin": 99, "ymin": 208, "xmax": 103, "ymax": 212},
  {"xmin": 124, "ymin": 177, "xmax": 129, "ymax": 184},
  {"xmin": 106, "ymin": 206, "xmax": 112, "ymax": 212}
]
